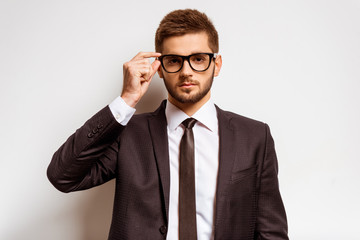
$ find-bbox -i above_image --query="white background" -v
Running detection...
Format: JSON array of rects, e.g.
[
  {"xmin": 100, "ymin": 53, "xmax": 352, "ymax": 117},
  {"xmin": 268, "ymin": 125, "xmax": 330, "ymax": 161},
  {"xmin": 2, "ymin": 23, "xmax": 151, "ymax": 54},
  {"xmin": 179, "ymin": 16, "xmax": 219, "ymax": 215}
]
[{"xmin": 1, "ymin": 0, "xmax": 359, "ymax": 239}]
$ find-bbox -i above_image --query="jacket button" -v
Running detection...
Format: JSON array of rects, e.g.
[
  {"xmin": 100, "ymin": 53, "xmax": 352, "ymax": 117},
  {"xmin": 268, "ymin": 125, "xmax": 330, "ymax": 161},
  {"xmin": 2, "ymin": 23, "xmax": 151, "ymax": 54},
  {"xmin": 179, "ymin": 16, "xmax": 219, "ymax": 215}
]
[
  {"xmin": 87, "ymin": 132, "xmax": 94, "ymax": 138},
  {"xmin": 159, "ymin": 225, "xmax": 167, "ymax": 235},
  {"xmin": 92, "ymin": 128, "xmax": 98, "ymax": 134},
  {"xmin": 97, "ymin": 123, "xmax": 103, "ymax": 129}
]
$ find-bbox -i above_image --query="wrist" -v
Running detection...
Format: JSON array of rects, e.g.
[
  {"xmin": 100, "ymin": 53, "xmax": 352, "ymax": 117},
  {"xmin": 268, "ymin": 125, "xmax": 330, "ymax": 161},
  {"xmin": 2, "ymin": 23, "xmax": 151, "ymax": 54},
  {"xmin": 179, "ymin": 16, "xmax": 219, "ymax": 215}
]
[{"xmin": 120, "ymin": 93, "xmax": 140, "ymax": 108}]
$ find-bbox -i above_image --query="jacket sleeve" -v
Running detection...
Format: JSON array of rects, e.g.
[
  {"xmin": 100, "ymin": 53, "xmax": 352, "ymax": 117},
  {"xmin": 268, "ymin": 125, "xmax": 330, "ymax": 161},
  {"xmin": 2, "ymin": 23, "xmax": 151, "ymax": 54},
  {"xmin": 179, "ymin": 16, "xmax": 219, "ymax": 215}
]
[
  {"xmin": 47, "ymin": 106, "xmax": 124, "ymax": 193},
  {"xmin": 255, "ymin": 124, "xmax": 289, "ymax": 239}
]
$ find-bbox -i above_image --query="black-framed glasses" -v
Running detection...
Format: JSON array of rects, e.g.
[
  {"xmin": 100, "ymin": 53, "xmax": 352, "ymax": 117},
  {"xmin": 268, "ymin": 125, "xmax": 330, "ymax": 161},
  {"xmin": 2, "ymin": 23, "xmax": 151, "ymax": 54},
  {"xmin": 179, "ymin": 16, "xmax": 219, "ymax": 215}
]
[{"xmin": 158, "ymin": 53, "xmax": 218, "ymax": 73}]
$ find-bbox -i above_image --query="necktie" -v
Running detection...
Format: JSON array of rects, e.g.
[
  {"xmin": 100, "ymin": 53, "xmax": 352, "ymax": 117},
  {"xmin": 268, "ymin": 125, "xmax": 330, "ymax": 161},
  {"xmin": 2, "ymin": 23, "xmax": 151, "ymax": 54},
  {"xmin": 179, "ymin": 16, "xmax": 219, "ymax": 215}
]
[{"xmin": 179, "ymin": 118, "xmax": 198, "ymax": 240}]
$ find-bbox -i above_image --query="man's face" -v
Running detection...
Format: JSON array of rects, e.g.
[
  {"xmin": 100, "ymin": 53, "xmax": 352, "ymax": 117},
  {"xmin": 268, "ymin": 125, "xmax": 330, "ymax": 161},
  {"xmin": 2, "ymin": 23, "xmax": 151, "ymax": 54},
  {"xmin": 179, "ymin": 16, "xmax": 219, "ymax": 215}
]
[{"xmin": 158, "ymin": 32, "xmax": 222, "ymax": 106}]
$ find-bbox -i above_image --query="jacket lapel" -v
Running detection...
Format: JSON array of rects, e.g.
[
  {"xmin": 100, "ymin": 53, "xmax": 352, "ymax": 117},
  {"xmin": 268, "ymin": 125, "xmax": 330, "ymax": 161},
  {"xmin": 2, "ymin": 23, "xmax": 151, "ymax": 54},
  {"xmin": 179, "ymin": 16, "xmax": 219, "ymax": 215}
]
[
  {"xmin": 148, "ymin": 100, "xmax": 171, "ymax": 223},
  {"xmin": 214, "ymin": 106, "xmax": 237, "ymax": 230}
]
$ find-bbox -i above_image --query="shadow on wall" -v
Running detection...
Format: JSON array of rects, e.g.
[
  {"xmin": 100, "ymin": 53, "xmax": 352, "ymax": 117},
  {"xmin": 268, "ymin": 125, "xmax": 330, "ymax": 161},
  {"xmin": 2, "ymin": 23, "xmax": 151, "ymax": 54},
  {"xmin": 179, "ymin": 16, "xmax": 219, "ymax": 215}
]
[
  {"xmin": 3, "ymin": 180, "xmax": 115, "ymax": 240},
  {"xmin": 136, "ymin": 76, "xmax": 168, "ymax": 114},
  {"xmin": 79, "ymin": 181, "xmax": 116, "ymax": 240}
]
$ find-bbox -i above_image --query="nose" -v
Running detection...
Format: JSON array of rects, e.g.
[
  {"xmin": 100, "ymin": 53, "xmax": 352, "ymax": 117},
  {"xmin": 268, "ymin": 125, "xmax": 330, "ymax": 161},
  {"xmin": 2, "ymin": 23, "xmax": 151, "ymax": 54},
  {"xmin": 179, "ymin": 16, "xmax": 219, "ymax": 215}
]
[{"xmin": 180, "ymin": 59, "xmax": 193, "ymax": 76}]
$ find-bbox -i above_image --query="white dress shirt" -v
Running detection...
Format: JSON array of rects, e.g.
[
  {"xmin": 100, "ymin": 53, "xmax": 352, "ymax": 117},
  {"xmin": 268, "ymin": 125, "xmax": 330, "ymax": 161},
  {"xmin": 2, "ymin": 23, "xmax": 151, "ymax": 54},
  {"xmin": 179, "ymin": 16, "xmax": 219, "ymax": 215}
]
[{"xmin": 109, "ymin": 96, "xmax": 219, "ymax": 240}]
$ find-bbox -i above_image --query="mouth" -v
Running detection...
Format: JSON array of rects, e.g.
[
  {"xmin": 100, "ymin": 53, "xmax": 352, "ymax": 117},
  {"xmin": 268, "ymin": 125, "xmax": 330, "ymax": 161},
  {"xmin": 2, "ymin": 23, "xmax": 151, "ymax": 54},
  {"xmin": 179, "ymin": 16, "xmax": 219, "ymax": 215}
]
[{"xmin": 178, "ymin": 81, "xmax": 197, "ymax": 88}]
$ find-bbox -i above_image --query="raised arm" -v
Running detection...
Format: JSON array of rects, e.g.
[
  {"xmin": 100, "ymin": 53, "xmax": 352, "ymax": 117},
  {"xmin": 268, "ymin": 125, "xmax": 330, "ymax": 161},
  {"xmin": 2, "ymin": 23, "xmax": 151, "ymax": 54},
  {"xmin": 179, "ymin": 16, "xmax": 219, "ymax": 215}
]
[
  {"xmin": 47, "ymin": 106, "xmax": 123, "ymax": 192},
  {"xmin": 47, "ymin": 52, "xmax": 161, "ymax": 193}
]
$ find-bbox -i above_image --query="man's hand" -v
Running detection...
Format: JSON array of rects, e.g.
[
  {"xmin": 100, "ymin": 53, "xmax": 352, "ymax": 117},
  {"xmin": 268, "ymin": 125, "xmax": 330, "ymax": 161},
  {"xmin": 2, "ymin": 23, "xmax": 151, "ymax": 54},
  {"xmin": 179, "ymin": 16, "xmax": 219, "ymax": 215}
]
[{"xmin": 121, "ymin": 52, "xmax": 162, "ymax": 108}]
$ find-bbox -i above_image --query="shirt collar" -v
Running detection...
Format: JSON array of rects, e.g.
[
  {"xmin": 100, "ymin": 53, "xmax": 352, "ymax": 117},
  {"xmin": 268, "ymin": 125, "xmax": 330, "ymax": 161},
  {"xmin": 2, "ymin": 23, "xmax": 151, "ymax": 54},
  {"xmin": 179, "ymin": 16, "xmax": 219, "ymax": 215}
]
[{"xmin": 165, "ymin": 98, "xmax": 218, "ymax": 133}]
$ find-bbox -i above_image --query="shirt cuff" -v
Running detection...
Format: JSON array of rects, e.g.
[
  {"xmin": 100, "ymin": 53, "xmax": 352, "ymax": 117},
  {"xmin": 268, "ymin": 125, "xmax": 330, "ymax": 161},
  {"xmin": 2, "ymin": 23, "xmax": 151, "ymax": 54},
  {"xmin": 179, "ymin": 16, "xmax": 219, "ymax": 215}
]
[{"xmin": 108, "ymin": 96, "xmax": 136, "ymax": 126}]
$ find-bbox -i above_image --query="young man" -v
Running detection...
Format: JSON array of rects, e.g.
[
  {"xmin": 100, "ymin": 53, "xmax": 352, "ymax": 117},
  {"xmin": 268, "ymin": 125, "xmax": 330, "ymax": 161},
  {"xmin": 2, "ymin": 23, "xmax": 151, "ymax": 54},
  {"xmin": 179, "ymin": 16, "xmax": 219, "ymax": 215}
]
[{"xmin": 48, "ymin": 9, "xmax": 288, "ymax": 240}]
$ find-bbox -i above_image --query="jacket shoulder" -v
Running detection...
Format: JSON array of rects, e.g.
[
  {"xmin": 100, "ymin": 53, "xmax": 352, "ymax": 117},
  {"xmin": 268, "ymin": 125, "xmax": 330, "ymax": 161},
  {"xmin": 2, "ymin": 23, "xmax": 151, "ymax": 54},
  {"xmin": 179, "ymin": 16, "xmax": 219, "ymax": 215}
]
[
  {"xmin": 217, "ymin": 106, "xmax": 265, "ymax": 126},
  {"xmin": 216, "ymin": 105, "xmax": 269, "ymax": 138}
]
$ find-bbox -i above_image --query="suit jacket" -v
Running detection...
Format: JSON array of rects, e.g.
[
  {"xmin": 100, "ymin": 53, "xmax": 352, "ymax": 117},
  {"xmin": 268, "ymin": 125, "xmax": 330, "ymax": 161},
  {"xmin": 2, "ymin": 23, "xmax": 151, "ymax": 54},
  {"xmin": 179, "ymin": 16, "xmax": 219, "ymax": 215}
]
[{"xmin": 47, "ymin": 100, "xmax": 288, "ymax": 240}]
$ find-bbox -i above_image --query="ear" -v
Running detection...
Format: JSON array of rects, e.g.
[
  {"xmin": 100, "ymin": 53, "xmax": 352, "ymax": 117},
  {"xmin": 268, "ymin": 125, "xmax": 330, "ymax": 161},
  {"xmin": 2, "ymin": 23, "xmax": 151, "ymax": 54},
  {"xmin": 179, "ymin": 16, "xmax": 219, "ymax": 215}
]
[
  {"xmin": 157, "ymin": 66, "xmax": 164, "ymax": 78},
  {"xmin": 214, "ymin": 54, "xmax": 222, "ymax": 77}
]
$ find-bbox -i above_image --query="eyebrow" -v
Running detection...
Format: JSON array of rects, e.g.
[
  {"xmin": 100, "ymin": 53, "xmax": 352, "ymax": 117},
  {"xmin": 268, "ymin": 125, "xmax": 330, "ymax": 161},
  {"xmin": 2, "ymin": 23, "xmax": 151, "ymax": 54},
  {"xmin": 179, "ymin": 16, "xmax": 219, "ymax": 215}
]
[{"xmin": 161, "ymin": 52, "xmax": 212, "ymax": 56}]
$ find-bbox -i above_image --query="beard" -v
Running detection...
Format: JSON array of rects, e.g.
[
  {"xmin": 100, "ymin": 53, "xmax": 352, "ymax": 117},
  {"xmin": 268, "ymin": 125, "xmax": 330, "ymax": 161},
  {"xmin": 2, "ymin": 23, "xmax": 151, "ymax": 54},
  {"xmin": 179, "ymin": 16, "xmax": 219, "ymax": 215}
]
[{"xmin": 163, "ymin": 68, "xmax": 215, "ymax": 104}]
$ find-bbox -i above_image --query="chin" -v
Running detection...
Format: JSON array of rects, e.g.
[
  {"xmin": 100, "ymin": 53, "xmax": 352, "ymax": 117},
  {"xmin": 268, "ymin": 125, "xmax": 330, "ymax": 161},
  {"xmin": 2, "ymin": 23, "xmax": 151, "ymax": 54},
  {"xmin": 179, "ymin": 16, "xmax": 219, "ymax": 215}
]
[{"xmin": 172, "ymin": 91, "xmax": 209, "ymax": 104}]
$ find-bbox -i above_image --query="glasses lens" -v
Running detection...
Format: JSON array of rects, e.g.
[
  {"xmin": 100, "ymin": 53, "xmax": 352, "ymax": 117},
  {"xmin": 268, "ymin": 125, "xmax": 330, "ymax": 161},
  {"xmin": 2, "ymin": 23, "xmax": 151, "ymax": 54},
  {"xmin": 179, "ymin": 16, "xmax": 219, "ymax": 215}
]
[
  {"xmin": 162, "ymin": 55, "xmax": 183, "ymax": 73},
  {"xmin": 189, "ymin": 54, "xmax": 211, "ymax": 71}
]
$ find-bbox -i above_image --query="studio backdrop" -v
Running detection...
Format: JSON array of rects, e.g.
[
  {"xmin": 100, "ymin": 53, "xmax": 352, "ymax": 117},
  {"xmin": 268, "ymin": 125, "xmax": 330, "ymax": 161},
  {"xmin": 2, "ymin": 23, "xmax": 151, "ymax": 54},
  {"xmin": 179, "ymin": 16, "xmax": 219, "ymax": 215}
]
[{"xmin": 1, "ymin": 0, "xmax": 359, "ymax": 239}]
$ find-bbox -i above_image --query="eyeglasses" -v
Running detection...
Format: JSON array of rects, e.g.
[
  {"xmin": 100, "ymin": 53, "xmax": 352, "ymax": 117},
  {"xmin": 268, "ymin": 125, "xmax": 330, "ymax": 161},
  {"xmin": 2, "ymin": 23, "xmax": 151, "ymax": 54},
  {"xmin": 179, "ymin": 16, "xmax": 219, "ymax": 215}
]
[{"xmin": 158, "ymin": 53, "xmax": 217, "ymax": 73}]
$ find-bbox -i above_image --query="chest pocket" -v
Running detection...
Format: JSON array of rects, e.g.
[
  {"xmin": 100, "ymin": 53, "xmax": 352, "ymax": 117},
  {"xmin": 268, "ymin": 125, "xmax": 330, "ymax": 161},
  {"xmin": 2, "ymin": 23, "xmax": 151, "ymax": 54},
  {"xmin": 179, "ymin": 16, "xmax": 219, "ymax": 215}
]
[{"xmin": 230, "ymin": 164, "xmax": 258, "ymax": 184}]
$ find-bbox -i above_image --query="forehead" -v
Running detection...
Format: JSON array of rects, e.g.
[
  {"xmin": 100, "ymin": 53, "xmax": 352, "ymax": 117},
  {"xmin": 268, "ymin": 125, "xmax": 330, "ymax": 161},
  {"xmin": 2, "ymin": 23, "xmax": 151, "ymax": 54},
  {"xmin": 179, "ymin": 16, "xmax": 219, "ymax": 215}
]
[{"xmin": 161, "ymin": 32, "xmax": 212, "ymax": 55}]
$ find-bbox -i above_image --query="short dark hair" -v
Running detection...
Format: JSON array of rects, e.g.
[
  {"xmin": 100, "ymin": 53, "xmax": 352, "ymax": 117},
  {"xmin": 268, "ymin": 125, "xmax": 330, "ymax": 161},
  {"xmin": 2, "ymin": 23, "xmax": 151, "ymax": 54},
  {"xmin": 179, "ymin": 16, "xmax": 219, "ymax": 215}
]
[{"xmin": 155, "ymin": 9, "xmax": 219, "ymax": 53}]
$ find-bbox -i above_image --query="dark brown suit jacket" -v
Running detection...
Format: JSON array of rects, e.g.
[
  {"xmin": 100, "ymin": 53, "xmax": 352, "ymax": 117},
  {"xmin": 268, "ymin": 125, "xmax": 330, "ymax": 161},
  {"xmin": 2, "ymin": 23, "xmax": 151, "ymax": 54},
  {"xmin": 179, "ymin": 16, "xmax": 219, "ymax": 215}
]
[{"xmin": 47, "ymin": 100, "xmax": 288, "ymax": 240}]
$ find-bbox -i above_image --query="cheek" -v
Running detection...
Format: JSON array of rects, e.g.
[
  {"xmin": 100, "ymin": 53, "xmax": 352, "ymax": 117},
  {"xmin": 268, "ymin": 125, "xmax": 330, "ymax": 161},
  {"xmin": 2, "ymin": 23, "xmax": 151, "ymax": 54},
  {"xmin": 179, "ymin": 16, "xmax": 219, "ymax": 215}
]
[{"xmin": 163, "ymin": 74, "xmax": 178, "ymax": 83}]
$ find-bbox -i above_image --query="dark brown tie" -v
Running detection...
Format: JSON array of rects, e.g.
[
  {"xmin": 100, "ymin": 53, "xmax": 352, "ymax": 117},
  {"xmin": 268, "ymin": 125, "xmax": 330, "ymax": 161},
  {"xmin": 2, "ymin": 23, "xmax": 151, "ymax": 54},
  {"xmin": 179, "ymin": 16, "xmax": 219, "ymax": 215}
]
[{"xmin": 179, "ymin": 118, "xmax": 197, "ymax": 240}]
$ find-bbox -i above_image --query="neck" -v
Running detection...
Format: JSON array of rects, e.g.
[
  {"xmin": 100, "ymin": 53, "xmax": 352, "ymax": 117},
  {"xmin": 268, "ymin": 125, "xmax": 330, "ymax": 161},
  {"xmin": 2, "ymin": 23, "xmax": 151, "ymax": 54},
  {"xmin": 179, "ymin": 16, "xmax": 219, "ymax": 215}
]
[{"xmin": 168, "ymin": 92, "xmax": 211, "ymax": 116}]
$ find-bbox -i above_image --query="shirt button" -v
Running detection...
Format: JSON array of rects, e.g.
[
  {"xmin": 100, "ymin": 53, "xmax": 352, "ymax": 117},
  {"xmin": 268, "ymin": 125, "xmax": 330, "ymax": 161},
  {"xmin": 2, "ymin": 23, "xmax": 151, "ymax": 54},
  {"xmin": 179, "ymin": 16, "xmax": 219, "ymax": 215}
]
[
  {"xmin": 115, "ymin": 114, "xmax": 121, "ymax": 120},
  {"xmin": 159, "ymin": 225, "xmax": 167, "ymax": 235}
]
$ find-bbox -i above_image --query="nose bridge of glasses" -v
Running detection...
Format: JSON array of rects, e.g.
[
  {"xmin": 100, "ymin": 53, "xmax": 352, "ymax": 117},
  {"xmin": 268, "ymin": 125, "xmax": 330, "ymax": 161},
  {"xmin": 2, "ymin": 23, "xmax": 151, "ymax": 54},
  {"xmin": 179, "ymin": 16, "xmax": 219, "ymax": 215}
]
[
  {"xmin": 182, "ymin": 55, "xmax": 192, "ymax": 67},
  {"xmin": 178, "ymin": 56, "xmax": 192, "ymax": 73}
]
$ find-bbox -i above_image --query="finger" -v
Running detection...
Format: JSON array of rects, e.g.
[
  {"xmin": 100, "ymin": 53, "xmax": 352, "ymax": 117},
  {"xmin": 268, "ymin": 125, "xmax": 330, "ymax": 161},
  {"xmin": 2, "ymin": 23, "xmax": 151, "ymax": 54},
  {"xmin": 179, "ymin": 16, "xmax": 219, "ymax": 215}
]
[
  {"xmin": 149, "ymin": 60, "xmax": 161, "ymax": 78},
  {"xmin": 136, "ymin": 65, "xmax": 153, "ymax": 81},
  {"xmin": 132, "ymin": 52, "xmax": 161, "ymax": 61},
  {"xmin": 138, "ymin": 60, "xmax": 161, "ymax": 81}
]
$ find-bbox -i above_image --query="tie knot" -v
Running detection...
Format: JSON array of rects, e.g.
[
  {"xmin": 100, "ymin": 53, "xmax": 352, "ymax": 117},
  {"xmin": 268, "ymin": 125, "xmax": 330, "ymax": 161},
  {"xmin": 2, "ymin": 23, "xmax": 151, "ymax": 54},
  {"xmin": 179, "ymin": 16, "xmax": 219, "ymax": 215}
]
[{"xmin": 182, "ymin": 118, "xmax": 197, "ymax": 129}]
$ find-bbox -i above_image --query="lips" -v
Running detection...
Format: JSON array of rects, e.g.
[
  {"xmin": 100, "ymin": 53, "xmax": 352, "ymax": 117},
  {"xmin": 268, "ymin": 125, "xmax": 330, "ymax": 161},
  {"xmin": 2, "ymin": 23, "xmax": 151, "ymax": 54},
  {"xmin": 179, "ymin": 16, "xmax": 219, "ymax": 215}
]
[
  {"xmin": 180, "ymin": 82, "xmax": 196, "ymax": 87},
  {"xmin": 177, "ymin": 80, "xmax": 198, "ymax": 88}
]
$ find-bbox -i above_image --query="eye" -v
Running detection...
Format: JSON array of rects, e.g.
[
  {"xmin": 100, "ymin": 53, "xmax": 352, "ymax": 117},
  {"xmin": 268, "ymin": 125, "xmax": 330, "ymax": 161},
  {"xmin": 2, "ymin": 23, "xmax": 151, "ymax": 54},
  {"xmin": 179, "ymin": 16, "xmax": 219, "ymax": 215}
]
[
  {"xmin": 165, "ymin": 56, "xmax": 182, "ymax": 65},
  {"xmin": 191, "ymin": 54, "xmax": 207, "ymax": 63}
]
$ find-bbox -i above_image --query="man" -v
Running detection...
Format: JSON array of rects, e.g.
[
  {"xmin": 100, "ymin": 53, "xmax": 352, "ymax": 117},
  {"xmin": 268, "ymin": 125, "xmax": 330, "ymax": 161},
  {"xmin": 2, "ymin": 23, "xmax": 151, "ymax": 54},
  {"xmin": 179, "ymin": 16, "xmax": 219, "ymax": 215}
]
[{"xmin": 48, "ymin": 9, "xmax": 288, "ymax": 240}]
